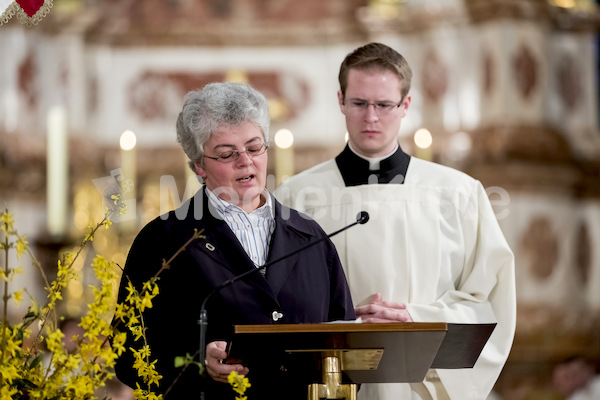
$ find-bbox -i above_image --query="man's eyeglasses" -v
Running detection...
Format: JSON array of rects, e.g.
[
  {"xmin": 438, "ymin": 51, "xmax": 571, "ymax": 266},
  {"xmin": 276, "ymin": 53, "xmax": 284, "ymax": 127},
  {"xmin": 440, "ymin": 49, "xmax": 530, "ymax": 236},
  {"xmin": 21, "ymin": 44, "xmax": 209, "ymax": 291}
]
[
  {"xmin": 204, "ymin": 143, "xmax": 268, "ymax": 163},
  {"xmin": 343, "ymin": 99, "xmax": 403, "ymax": 115}
]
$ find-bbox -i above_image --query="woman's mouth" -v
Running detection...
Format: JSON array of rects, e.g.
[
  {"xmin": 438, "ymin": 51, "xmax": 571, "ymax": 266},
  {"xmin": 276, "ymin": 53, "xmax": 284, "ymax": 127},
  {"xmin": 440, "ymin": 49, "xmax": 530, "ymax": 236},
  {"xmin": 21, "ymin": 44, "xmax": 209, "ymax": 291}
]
[{"xmin": 237, "ymin": 175, "xmax": 254, "ymax": 182}]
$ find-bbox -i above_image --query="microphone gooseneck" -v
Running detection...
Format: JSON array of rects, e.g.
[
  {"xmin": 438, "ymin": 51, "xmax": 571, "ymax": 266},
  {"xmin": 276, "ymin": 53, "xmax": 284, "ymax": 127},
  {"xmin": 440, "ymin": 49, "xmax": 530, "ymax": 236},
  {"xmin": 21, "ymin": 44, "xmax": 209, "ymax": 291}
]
[{"xmin": 198, "ymin": 210, "xmax": 370, "ymax": 391}]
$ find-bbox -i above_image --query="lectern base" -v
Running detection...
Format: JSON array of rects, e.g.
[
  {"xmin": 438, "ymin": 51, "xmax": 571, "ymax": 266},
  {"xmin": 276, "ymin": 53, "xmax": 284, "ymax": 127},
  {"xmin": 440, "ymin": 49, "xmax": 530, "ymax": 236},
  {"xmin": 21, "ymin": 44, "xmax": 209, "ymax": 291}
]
[{"xmin": 308, "ymin": 356, "xmax": 357, "ymax": 400}]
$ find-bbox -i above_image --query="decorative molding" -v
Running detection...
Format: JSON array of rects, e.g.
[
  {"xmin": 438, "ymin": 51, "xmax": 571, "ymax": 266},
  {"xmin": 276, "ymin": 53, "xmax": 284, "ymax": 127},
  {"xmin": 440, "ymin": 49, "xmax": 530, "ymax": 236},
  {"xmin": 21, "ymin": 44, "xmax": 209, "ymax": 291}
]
[
  {"xmin": 482, "ymin": 50, "xmax": 495, "ymax": 97},
  {"xmin": 557, "ymin": 53, "xmax": 582, "ymax": 112},
  {"xmin": 467, "ymin": 0, "xmax": 600, "ymax": 32},
  {"xmin": 18, "ymin": 52, "xmax": 38, "ymax": 109},
  {"xmin": 357, "ymin": 3, "xmax": 470, "ymax": 34},
  {"xmin": 468, "ymin": 125, "xmax": 576, "ymax": 164},
  {"xmin": 41, "ymin": 0, "xmax": 367, "ymax": 46},
  {"xmin": 575, "ymin": 221, "xmax": 591, "ymax": 284},
  {"xmin": 460, "ymin": 124, "xmax": 600, "ymax": 196},
  {"xmin": 357, "ymin": 0, "xmax": 600, "ymax": 35},
  {"xmin": 521, "ymin": 217, "xmax": 559, "ymax": 280},
  {"xmin": 127, "ymin": 70, "xmax": 309, "ymax": 123},
  {"xmin": 466, "ymin": 0, "xmax": 553, "ymax": 24},
  {"xmin": 422, "ymin": 50, "xmax": 449, "ymax": 104},
  {"xmin": 513, "ymin": 44, "xmax": 538, "ymax": 101}
]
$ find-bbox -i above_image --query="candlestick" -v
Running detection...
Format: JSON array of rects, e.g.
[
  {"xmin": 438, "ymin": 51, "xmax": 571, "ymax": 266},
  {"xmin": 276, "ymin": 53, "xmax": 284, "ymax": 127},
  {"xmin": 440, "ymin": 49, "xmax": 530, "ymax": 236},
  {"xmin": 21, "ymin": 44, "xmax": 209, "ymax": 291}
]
[
  {"xmin": 47, "ymin": 106, "xmax": 68, "ymax": 238},
  {"xmin": 119, "ymin": 130, "xmax": 137, "ymax": 230},
  {"xmin": 274, "ymin": 129, "xmax": 294, "ymax": 186}
]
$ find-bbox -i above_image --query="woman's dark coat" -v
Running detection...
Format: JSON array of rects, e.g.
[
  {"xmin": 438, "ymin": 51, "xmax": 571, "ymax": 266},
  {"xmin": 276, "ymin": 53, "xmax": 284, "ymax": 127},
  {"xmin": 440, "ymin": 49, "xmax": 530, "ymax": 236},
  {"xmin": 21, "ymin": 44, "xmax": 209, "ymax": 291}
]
[{"xmin": 113, "ymin": 189, "xmax": 355, "ymax": 399}]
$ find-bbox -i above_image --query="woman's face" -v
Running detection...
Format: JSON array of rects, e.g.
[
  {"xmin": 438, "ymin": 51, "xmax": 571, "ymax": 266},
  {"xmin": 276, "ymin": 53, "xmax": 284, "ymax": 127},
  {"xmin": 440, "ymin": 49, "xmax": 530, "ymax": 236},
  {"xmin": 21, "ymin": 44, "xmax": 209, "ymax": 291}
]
[{"xmin": 194, "ymin": 121, "xmax": 268, "ymax": 213}]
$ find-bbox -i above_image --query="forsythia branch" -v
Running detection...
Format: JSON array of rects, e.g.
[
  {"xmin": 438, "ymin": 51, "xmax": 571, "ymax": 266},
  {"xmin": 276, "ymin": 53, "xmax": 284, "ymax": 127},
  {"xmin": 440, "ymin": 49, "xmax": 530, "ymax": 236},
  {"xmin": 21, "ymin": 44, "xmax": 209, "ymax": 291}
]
[{"xmin": 1, "ymin": 200, "xmax": 209, "ymax": 400}]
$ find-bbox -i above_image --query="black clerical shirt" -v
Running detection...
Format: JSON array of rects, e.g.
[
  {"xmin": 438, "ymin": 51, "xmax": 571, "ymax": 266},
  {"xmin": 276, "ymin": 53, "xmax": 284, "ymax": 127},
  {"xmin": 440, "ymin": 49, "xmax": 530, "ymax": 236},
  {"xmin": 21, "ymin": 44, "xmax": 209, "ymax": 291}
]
[{"xmin": 335, "ymin": 144, "xmax": 411, "ymax": 187}]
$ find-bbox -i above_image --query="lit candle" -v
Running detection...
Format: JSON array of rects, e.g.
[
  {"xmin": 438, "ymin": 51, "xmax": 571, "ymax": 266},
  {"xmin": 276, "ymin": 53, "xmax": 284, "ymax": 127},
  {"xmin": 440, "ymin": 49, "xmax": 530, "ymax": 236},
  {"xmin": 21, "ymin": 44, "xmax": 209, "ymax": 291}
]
[
  {"xmin": 274, "ymin": 129, "xmax": 294, "ymax": 186},
  {"xmin": 414, "ymin": 128, "xmax": 433, "ymax": 161},
  {"xmin": 47, "ymin": 106, "xmax": 68, "ymax": 237},
  {"xmin": 119, "ymin": 130, "xmax": 137, "ymax": 229},
  {"xmin": 120, "ymin": 130, "xmax": 136, "ymax": 182}
]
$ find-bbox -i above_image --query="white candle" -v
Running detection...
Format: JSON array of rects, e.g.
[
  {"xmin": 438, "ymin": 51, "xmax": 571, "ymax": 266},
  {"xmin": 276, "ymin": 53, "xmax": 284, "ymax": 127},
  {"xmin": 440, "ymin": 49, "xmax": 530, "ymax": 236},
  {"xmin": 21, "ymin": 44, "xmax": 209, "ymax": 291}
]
[
  {"xmin": 120, "ymin": 130, "xmax": 137, "ymax": 185},
  {"xmin": 119, "ymin": 130, "xmax": 137, "ymax": 229},
  {"xmin": 274, "ymin": 129, "xmax": 294, "ymax": 186},
  {"xmin": 47, "ymin": 106, "xmax": 68, "ymax": 237}
]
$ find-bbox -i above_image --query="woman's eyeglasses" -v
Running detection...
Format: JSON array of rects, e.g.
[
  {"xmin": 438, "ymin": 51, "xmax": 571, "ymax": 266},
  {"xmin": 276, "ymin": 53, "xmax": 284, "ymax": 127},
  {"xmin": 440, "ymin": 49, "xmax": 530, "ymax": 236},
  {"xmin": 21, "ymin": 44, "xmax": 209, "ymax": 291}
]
[{"xmin": 204, "ymin": 143, "xmax": 268, "ymax": 163}]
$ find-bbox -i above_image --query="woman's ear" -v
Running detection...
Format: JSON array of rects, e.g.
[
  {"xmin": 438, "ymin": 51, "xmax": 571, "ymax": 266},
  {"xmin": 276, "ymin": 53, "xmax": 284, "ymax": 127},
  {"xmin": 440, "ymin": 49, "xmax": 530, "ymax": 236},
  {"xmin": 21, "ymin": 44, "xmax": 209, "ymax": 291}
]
[{"xmin": 194, "ymin": 162, "xmax": 207, "ymax": 179}]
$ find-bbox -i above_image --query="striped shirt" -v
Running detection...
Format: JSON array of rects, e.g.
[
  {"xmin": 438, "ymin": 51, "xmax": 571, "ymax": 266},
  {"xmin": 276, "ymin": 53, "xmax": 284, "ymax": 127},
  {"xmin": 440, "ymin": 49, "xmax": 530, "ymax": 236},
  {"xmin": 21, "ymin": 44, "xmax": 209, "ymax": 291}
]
[{"xmin": 206, "ymin": 188, "xmax": 275, "ymax": 267}]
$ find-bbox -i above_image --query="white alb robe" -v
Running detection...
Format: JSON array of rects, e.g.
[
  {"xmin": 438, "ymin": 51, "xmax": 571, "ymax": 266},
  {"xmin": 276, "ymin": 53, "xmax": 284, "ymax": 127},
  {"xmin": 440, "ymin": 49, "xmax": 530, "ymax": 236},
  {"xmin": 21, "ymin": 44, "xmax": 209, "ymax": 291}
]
[{"xmin": 274, "ymin": 156, "xmax": 516, "ymax": 400}]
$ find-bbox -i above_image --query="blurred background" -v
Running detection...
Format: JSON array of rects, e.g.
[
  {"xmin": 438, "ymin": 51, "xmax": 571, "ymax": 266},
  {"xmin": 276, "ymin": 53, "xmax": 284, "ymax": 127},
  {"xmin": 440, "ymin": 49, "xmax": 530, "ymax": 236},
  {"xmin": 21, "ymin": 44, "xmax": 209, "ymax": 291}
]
[{"xmin": 1, "ymin": 0, "xmax": 600, "ymax": 398}]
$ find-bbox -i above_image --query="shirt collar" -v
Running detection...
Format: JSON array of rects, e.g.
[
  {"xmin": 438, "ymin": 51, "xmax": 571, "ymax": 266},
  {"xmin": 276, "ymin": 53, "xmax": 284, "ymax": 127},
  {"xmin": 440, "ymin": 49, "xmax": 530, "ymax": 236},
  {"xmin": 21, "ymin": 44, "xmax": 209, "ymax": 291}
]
[
  {"xmin": 205, "ymin": 187, "xmax": 274, "ymax": 218},
  {"xmin": 348, "ymin": 141, "xmax": 399, "ymax": 171}
]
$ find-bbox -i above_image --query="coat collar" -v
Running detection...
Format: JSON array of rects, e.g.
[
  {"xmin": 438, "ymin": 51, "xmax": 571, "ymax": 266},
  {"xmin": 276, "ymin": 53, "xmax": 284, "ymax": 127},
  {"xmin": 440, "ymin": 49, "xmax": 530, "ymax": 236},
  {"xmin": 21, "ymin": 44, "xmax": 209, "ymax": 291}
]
[
  {"xmin": 335, "ymin": 144, "xmax": 411, "ymax": 186},
  {"xmin": 265, "ymin": 200, "xmax": 315, "ymax": 296},
  {"xmin": 168, "ymin": 188, "xmax": 317, "ymax": 299}
]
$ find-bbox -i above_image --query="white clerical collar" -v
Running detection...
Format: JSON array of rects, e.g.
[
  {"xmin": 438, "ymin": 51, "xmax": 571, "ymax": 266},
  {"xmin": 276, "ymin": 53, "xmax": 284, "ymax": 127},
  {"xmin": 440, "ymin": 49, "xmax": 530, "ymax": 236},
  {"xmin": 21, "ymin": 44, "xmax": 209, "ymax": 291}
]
[{"xmin": 348, "ymin": 142, "xmax": 399, "ymax": 170}]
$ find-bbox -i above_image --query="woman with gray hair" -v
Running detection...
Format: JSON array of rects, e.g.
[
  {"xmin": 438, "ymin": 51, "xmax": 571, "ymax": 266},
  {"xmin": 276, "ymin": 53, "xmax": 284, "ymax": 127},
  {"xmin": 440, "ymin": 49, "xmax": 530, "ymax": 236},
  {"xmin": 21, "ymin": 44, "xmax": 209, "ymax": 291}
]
[
  {"xmin": 114, "ymin": 82, "xmax": 355, "ymax": 399},
  {"xmin": 177, "ymin": 82, "xmax": 271, "ymax": 176}
]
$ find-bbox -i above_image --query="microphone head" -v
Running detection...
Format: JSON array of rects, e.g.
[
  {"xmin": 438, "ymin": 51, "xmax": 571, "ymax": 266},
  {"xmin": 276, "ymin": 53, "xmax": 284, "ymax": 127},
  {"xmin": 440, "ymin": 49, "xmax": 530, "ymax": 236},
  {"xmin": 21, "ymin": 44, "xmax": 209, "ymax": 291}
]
[{"xmin": 356, "ymin": 211, "xmax": 370, "ymax": 224}]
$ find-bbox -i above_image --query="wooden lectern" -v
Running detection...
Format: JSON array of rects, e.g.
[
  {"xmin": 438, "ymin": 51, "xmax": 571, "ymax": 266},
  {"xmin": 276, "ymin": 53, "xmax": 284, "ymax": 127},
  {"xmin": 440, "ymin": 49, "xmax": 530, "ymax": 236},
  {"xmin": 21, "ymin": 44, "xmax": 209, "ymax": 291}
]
[{"xmin": 227, "ymin": 322, "xmax": 495, "ymax": 400}]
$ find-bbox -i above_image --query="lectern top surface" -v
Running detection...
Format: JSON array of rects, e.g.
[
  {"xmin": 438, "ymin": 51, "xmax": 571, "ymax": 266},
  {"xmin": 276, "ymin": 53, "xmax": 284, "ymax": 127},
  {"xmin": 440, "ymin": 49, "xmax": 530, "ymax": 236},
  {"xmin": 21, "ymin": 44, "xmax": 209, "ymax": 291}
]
[{"xmin": 234, "ymin": 322, "xmax": 447, "ymax": 334}]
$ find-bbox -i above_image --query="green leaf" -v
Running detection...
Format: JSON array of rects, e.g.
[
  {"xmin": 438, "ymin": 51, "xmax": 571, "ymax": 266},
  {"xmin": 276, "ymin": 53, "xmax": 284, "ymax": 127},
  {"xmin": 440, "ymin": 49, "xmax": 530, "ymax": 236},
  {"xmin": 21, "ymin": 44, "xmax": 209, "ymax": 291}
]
[
  {"xmin": 174, "ymin": 356, "xmax": 185, "ymax": 368},
  {"xmin": 29, "ymin": 354, "xmax": 44, "ymax": 369},
  {"xmin": 15, "ymin": 327, "xmax": 24, "ymax": 342},
  {"xmin": 14, "ymin": 378, "xmax": 38, "ymax": 389}
]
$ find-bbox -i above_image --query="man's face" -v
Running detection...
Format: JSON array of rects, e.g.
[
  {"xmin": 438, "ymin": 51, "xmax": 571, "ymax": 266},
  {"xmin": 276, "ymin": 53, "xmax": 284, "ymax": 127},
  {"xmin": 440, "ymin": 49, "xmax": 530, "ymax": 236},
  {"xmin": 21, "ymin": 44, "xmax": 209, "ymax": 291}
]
[
  {"xmin": 338, "ymin": 68, "xmax": 411, "ymax": 158},
  {"xmin": 194, "ymin": 121, "xmax": 268, "ymax": 213}
]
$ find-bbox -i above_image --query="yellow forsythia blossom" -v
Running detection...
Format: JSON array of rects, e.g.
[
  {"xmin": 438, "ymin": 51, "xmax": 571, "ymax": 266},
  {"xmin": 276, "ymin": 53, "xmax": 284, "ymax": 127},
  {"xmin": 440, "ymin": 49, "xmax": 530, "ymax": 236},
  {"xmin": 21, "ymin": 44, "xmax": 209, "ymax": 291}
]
[{"xmin": 228, "ymin": 370, "xmax": 251, "ymax": 400}]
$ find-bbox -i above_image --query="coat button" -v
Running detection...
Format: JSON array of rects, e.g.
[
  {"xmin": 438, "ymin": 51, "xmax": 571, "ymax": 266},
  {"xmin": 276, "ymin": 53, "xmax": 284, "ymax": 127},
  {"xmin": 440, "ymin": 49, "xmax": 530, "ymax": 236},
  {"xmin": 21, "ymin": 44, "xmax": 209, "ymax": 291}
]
[{"xmin": 272, "ymin": 311, "xmax": 283, "ymax": 322}]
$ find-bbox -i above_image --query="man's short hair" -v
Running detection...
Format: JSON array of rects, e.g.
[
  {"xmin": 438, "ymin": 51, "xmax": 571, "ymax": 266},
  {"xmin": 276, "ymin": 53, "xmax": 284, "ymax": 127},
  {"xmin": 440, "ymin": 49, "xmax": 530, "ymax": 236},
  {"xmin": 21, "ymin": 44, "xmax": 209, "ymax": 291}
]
[{"xmin": 338, "ymin": 42, "xmax": 412, "ymax": 100}]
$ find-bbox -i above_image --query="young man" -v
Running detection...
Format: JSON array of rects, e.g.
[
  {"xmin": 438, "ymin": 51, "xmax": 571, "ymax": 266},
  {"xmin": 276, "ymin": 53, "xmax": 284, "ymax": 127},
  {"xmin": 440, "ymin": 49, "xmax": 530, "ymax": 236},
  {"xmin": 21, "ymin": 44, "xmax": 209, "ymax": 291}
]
[{"xmin": 275, "ymin": 42, "xmax": 516, "ymax": 399}]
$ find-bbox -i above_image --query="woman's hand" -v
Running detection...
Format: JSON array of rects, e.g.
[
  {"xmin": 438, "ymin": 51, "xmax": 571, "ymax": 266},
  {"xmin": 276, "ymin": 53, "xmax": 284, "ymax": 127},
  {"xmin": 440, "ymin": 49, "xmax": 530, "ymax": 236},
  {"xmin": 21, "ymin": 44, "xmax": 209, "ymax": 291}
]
[
  {"xmin": 205, "ymin": 341, "xmax": 249, "ymax": 383},
  {"xmin": 354, "ymin": 293, "xmax": 413, "ymax": 323}
]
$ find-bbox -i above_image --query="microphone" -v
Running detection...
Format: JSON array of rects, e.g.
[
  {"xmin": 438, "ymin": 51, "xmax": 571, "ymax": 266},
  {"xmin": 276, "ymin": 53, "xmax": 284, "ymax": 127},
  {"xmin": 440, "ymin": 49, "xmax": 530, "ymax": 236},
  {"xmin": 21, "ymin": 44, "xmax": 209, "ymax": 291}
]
[
  {"xmin": 356, "ymin": 211, "xmax": 369, "ymax": 225},
  {"xmin": 198, "ymin": 211, "xmax": 369, "ymax": 387}
]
